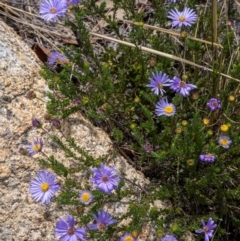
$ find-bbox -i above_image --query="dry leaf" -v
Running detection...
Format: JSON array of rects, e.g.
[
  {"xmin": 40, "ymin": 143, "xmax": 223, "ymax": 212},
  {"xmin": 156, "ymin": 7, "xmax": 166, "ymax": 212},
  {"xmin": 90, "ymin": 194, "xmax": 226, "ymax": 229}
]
[{"xmin": 31, "ymin": 43, "xmax": 51, "ymax": 63}]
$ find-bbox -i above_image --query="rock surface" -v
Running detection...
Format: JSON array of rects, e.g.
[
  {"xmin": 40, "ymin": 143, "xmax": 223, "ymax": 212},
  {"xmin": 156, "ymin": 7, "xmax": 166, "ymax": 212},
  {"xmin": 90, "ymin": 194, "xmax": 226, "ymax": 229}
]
[
  {"xmin": 0, "ymin": 19, "xmax": 196, "ymax": 241},
  {"xmin": 0, "ymin": 19, "xmax": 157, "ymax": 241}
]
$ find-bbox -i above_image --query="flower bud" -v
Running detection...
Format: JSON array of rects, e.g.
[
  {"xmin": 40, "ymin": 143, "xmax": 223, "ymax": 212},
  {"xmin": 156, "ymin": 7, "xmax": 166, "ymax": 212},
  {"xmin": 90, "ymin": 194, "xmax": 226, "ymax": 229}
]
[
  {"xmin": 181, "ymin": 120, "xmax": 188, "ymax": 126},
  {"xmin": 131, "ymin": 230, "xmax": 138, "ymax": 238},
  {"xmin": 25, "ymin": 90, "xmax": 36, "ymax": 100},
  {"xmin": 130, "ymin": 123, "xmax": 137, "ymax": 130},
  {"xmin": 182, "ymin": 74, "xmax": 188, "ymax": 80},
  {"xmin": 143, "ymin": 142, "xmax": 153, "ymax": 153},
  {"xmin": 76, "ymin": 206, "xmax": 84, "ymax": 214},
  {"xmin": 44, "ymin": 113, "xmax": 52, "ymax": 122},
  {"xmin": 175, "ymin": 127, "xmax": 182, "ymax": 134},
  {"xmin": 134, "ymin": 96, "xmax": 140, "ymax": 103},
  {"xmin": 32, "ymin": 119, "xmax": 42, "ymax": 128},
  {"xmin": 19, "ymin": 147, "xmax": 28, "ymax": 156},
  {"xmin": 187, "ymin": 159, "xmax": 195, "ymax": 166},
  {"xmin": 52, "ymin": 118, "xmax": 61, "ymax": 129},
  {"xmin": 191, "ymin": 91, "xmax": 199, "ymax": 100},
  {"xmin": 74, "ymin": 98, "xmax": 81, "ymax": 106},
  {"xmin": 207, "ymin": 130, "xmax": 213, "ymax": 136},
  {"xmin": 220, "ymin": 124, "xmax": 229, "ymax": 132},
  {"xmin": 171, "ymin": 223, "xmax": 180, "ymax": 232},
  {"xmin": 83, "ymin": 96, "xmax": 89, "ymax": 104},
  {"xmin": 181, "ymin": 31, "xmax": 187, "ymax": 38},
  {"xmin": 84, "ymin": 61, "xmax": 90, "ymax": 68},
  {"xmin": 149, "ymin": 59, "xmax": 156, "ymax": 67},
  {"xmin": 203, "ymin": 118, "xmax": 210, "ymax": 125},
  {"xmin": 229, "ymin": 95, "xmax": 235, "ymax": 102}
]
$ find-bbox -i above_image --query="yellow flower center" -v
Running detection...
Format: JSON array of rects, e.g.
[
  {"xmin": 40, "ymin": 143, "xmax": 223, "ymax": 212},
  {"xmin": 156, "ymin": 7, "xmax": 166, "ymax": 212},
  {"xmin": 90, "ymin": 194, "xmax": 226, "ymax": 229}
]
[
  {"xmin": 220, "ymin": 124, "xmax": 229, "ymax": 132},
  {"xmin": 33, "ymin": 144, "xmax": 41, "ymax": 152},
  {"xmin": 212, "ymin": 101, "xmax": 218, "ymax": 107},
  {"xmin": 124, "ymin": 236, "xmax": 134, "ymax": 241},
  {"xmin": 68, "ymin": 227, "xmax": 75, "ymax": 234},
  {"xmin": 179, "ymin": 16, "xmax": 185, "ymax": 22},
  {"xmin": 157, "ymin": 83, "xmax": 163, "ymax": 89},
  {"xmin": 164, "ymin": 105, "xmax": 173, "ymax": 114},
  {"xmin": 203, "ymin": 226, "xmax": 209, "ymax": 233},
  {"xmin": 102, "ymin": 176, "xmax": 109, "ymax": 182},
  {"xmin": 99, "ymin": 223, "xmax": 106, "ymax": 229},
  {"xmin": 179, "ymin": 81, "xmax": 186, "ymax": 87},
  {"xmin": 50, "ymin": 7, "xmax": 57, "ymax": 14},
  {"xmin": 41, "ymin": 182, "xmax": 49, "ymax": 192},
  {"xmin": 81, "ymin": 192, "xmax": 90, "ymax": 202},
  {"xmin": 221, "ymin": 138, "xmax": 228, "ymax": 146}
]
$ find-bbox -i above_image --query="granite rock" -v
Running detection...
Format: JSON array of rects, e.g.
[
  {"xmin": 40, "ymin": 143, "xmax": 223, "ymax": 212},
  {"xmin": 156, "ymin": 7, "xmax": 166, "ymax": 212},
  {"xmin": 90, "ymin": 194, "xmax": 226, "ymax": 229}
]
[{"xmin": 0, "ymin": 19, "xmax": 157, "ymax": 241}]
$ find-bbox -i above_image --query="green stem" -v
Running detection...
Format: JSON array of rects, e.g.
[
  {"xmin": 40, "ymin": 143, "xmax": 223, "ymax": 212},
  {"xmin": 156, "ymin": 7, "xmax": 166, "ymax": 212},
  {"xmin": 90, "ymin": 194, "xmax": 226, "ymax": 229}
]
[{"xmin": 212, "ymin": 0, "xmax": 218, "ymax": 97}]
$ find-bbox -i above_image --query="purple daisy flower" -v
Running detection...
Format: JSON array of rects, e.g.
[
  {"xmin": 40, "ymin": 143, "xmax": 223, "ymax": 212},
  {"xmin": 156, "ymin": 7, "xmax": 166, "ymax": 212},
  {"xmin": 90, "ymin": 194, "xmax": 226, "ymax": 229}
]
[
  {"xmin": 218, "ymin": 135, "xmax": 232, "ymax": 149},
  {"xmin": 207, "ymin": 98, "xmax": 221, "ymax": 111},
  {"xmin": 146, "ymin": 71, "xmax": 171, "ymax": 95},
  {"xmin": 199, "ymin": 154, "xmax": 215, "ymax": 163},
  {"xmin": 91, "ymin": 163, "xmax": 120, "ymax": 194},
  {"xmin": 170, "ymin": 76, "xmax": 197, "ymax": 97},
  {"xmin": 162, "ymin": 234, "xmax": 178, "ymax": 241},
  {"xmin": 26, "ymin": 138, "xmax": 43, "ymax": 156},
  {"xmin": 168, "ymin": 7, "xmax": 197, "ymax": 27},
  {"xmin": 143, "ymin": 142, "xmax": 153, "ymax": 153},
  {"xmin": 65, "ymin": 0, "xmax": 81, "ymax": 6},
  {"xmin": 155, "ymin": 98, "xmax": 176, "ymax": 117},
  {"xmin": 29, "ymin": 170, "xmax": 60, "ymax": 204},
  {"xmin": 79, "ymin": 190, "xmax": 93, "ymax": 205},
  {"xmin": 87, "ymin": 210, "xmax": 117, "ymax": 230},
  {"xmin": 195, "ymin": 217, "xmax": 217, "ymax": 241},
  {"xmin": 121, "ymin": 233, "xmax": 137, "ymax": 241},
  {"xmin": 39, "ymin": 0, "xmax": 68, "ymax": 22},
  {"xmin": 55, "ymin": 214, "xmax": 87, "ymax": 241},
  {"xmin": 48, "ymin": 51, "xmax": 68, "ymax": 65}
]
